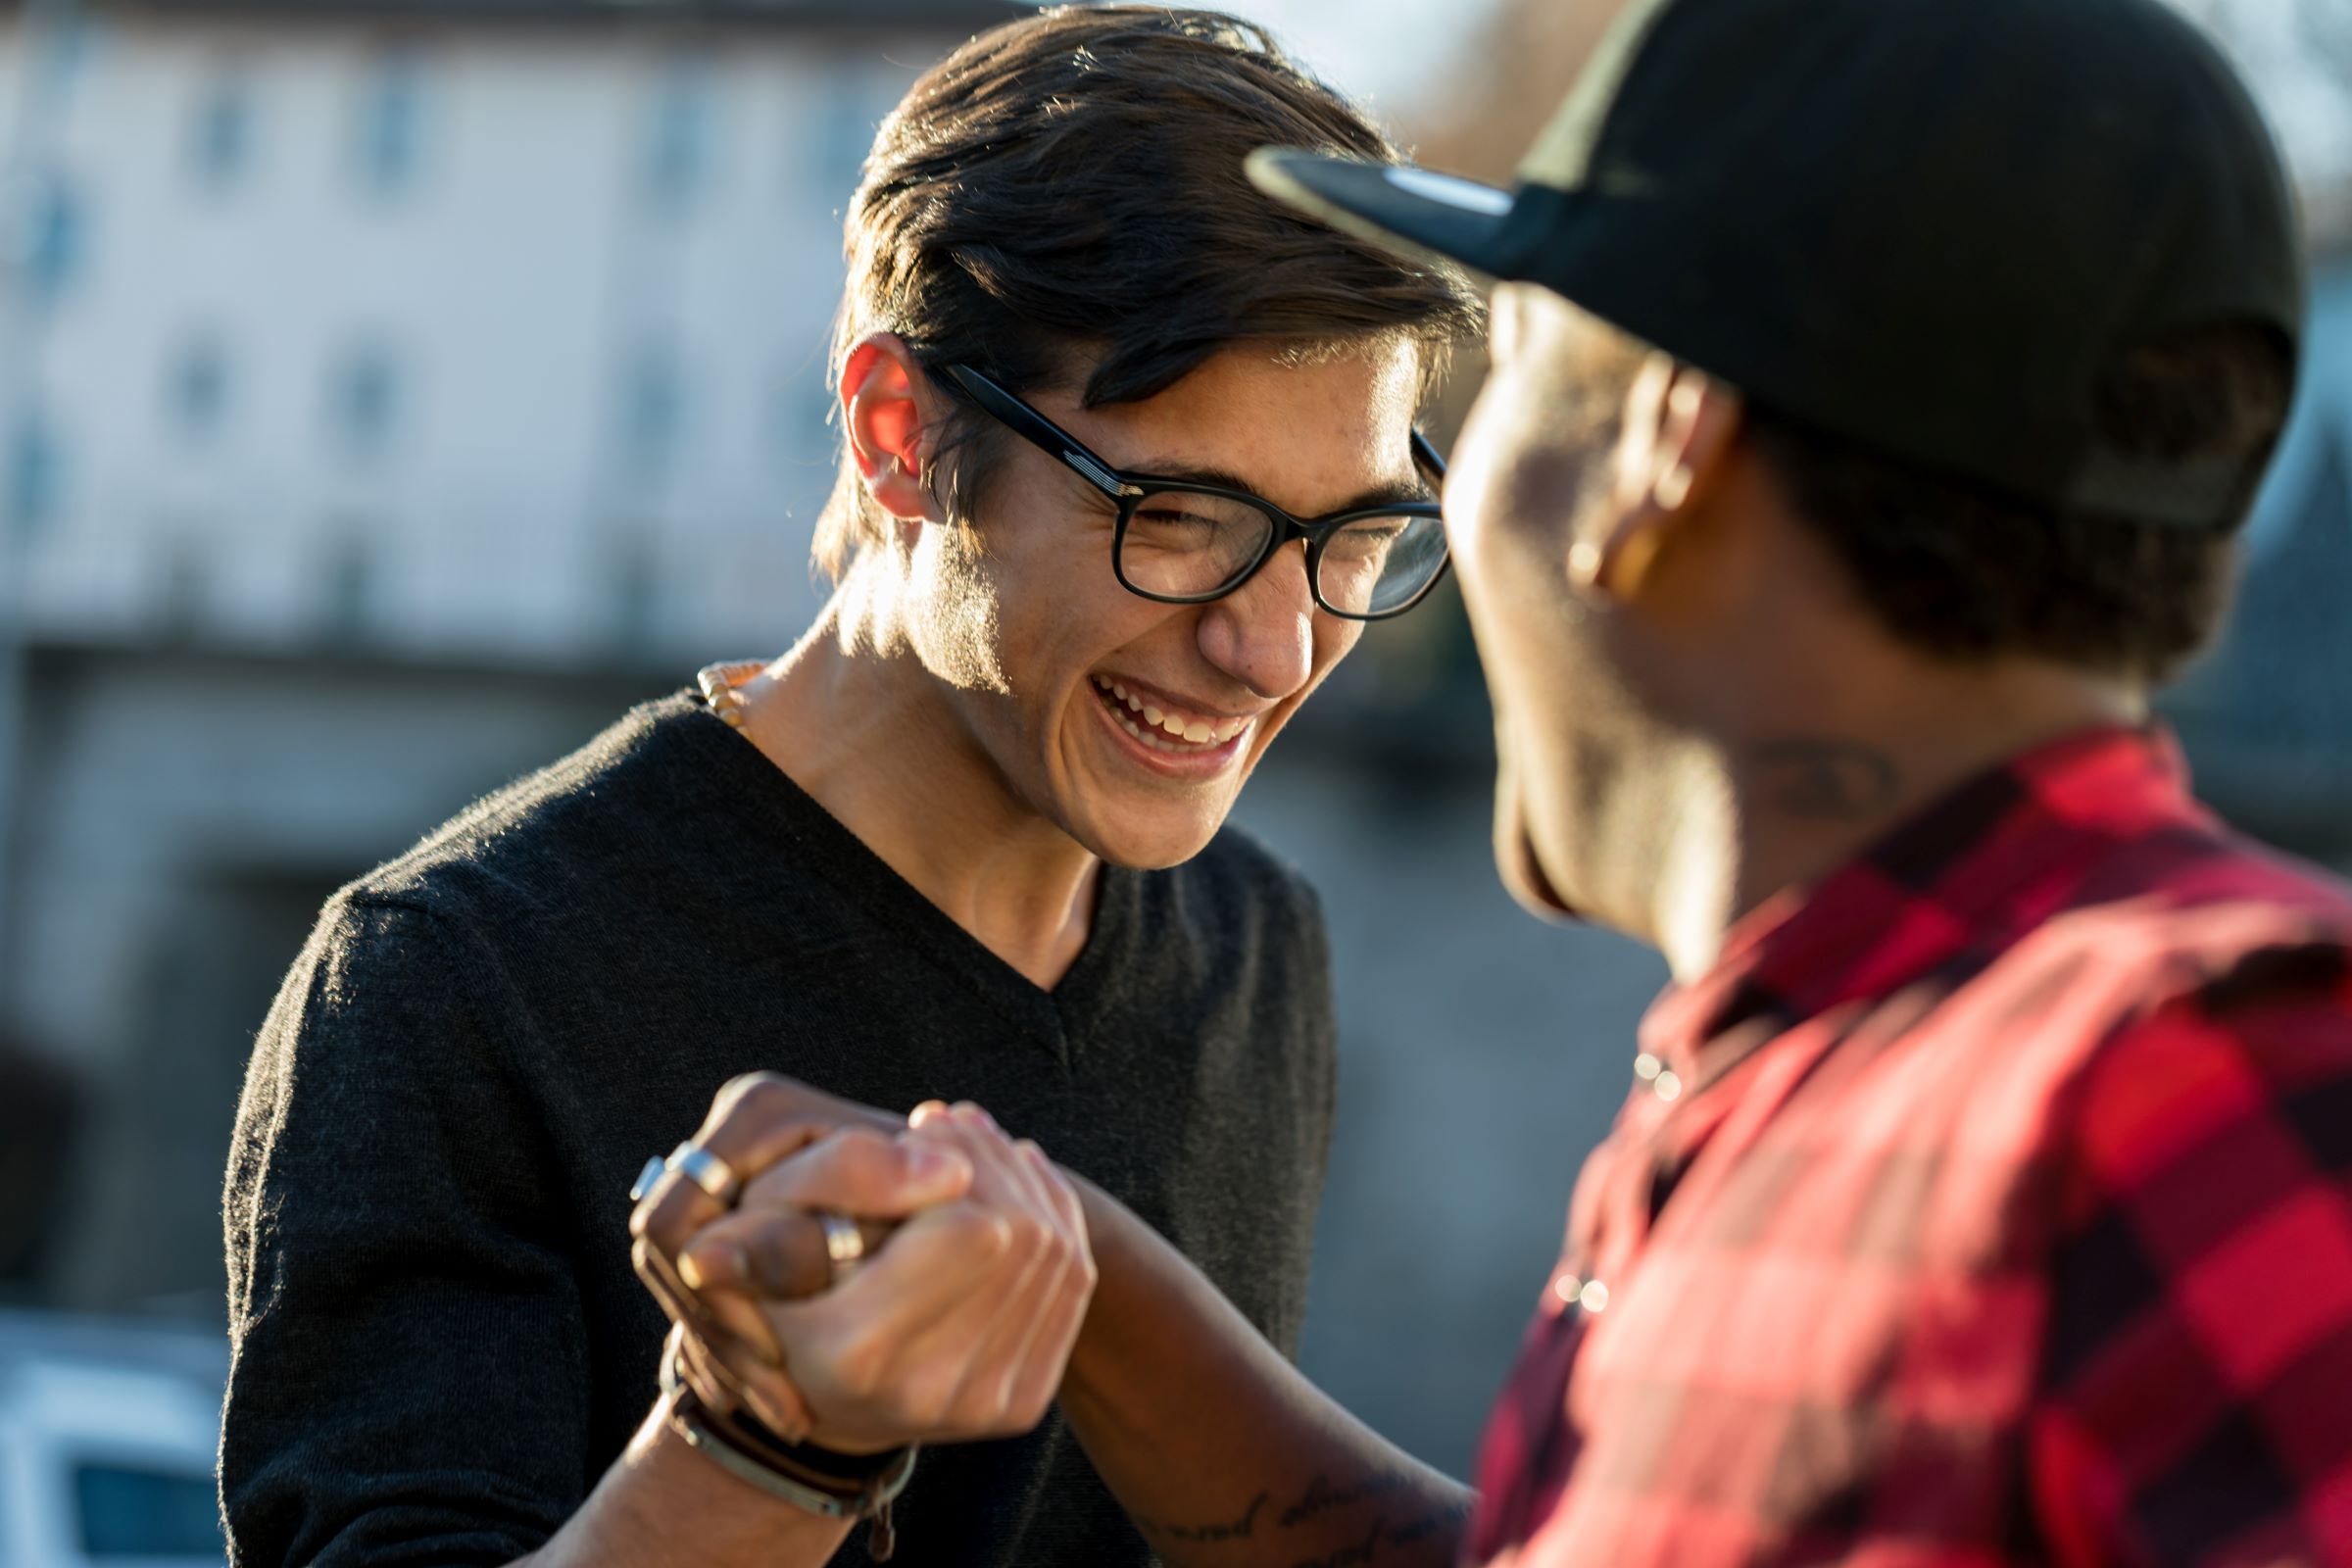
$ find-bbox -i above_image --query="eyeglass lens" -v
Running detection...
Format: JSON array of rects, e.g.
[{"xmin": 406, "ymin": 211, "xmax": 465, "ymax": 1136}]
[{"xmin": 1118, "ymin": 491, "xmax": 1446, "ymax": 618}]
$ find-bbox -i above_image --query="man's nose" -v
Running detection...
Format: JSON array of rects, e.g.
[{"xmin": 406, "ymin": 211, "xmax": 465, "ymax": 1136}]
[{"xmin": 1198, "ymin": 540, "xmax": 1316, "ymax": 701}]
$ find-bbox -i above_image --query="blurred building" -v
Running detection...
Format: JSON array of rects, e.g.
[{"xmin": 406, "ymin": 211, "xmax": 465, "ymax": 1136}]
[{"xmin": 0, "ymin": 0, "xmax": 1009, "ymax": 1312}]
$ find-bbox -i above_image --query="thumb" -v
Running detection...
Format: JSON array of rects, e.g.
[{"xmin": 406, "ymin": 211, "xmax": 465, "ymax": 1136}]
[
  {"xmin": 679, "ymin": 1208, "xmax": 896, "ymax": 1299},
  {"xmin": 742, "ymin": 1125, "xmax": 974, "ymax": 1217},
  {"xmin": 676, "ymin": 1126, "xmax": 971, "ymax": 1297}
]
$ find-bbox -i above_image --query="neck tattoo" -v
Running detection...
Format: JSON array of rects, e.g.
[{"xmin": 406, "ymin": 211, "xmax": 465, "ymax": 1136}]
[{"xmin": 1749, "ymin": 738, "xmax": 1902, "ymax": 822}]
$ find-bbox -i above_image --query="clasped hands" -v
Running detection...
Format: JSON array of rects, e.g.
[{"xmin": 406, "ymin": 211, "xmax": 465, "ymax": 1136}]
[{"xmin": 629, "ymin": 1073, "xmax": 1097, "ymax": 1458}]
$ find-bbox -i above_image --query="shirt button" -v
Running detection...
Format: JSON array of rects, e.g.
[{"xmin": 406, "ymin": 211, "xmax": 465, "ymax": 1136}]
[
  {"xmin": 1634, "ymin": 1054, "xmax": 1684, "ymax": 1102},
  {"xmin": 1551, "ymin": 1275, "xmax": 1610, "ymax": 1313}
]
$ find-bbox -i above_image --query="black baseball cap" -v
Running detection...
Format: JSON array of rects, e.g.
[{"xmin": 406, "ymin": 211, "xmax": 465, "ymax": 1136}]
[{"xmin": 1249, "ymin": 0, "xmax": 2305, "ymax": 531}]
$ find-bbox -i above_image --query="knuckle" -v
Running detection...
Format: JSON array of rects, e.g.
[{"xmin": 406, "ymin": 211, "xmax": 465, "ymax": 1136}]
[
  {"xmin": 829, "ymin": 1127, "xmax": 898, "ymax": 1185},
  {"xmin": 1009, "ymin": 1385, "xmax": 1052, "ymax": 1431},
  {"xmin": 717, "ymin": 1071, "xmax": 784, "ymax": 1112},
  {"xmin": 632, "ymin": 1193, "xmax": 679, "ymax": 1249},
  {"xmin": 941, "ymin": 1203, "xmax": 1011, "ymax": 1259}
]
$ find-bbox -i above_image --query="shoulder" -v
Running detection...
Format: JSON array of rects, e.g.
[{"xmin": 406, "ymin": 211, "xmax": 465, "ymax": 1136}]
[
  {"xmin": 2059, "ymin": 923, "xmax": 2352, "ymax": 1188},
  {"xmin": 1978, "ymin": 821, "xmax": 2352, "ymax": 1063},
  {"xmin": 2029, "ymin": 874, "xmax": 2352, "ymax": 1547},
  {"xmin": 2029, "ymin": 830, "xmax": 2352, "ymax": 1238},
  {"xmin": 343, "ymin": 690, "xmax": 717, "ymax": 929}
]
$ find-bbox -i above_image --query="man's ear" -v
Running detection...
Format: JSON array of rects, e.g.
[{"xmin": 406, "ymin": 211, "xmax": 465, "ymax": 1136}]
[
  {"xmin": 840, "ymin": 332, "xmax": 940, "ymax": 523},
  {"xmin": 1571, "ymin": 354, "xmax": 1743, "ymax": 602}
]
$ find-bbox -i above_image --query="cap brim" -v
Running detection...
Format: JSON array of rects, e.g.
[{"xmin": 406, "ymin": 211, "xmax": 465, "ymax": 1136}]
[{"xmin": 1246, "ymin": 147, "xmax": 1521, "ymax": 281}]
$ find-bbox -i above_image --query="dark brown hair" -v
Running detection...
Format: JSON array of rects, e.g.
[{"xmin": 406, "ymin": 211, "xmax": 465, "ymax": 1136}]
[
  {"xmin": 811, "ymin": 4, "xmax": 1484, "ymax": 577},
  {"xmin": 1746, "ymin": 325, "xmax": 2294, "ymax": 682}
]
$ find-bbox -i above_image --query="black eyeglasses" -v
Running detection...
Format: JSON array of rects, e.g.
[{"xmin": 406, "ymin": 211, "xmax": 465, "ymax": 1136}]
[{"xmin": 939, "ymin": 364, "xmax": 1450, "ymax": 621}]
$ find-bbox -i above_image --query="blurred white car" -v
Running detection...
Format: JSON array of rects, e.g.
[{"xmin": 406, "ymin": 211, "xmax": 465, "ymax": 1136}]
[{"xmin": 0, "ymin": 1310, "xmax": 226, "ymax": 1568}]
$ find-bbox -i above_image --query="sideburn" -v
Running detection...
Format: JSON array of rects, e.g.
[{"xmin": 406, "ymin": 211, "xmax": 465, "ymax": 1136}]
[{"xmin": 908, "ymin": 518, "xmax": 1014, "ymax": 698}]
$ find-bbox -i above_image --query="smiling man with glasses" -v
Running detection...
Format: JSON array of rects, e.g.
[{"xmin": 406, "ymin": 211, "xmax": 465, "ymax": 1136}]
[
  {"xmin": 220, "ymin": 11, "xmax": 1479, "ymax": 1568},
  {"xmin": 940, "ymin": 363, "xmax": 1452, "ymax": 624}
]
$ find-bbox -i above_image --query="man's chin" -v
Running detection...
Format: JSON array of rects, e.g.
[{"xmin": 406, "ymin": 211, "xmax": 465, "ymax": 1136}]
[
  {"xmin": 1494, "ymin": 799, "xmax": 1580, "ymax": 923},
  {"xmin": 1073, "ymin": 803, "xmax": 1225, "ymax": 872}
]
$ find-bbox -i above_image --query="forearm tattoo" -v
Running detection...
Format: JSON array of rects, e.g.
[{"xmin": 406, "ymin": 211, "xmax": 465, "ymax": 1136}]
[{"xmin": 1132, "ymin": 1471, "xmax": 1472, "ymax": 1568}]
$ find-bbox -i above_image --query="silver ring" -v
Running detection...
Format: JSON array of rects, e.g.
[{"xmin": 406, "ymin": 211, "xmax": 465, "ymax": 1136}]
[
  {"xmin": 668, "ymin": 1141, "xmax": 744, "ymax": 1207},
  {"xmin": 819, "ymin": 1212, "xmax": 866, "ymax": 1284},
  {"xmin": 628, "ymin": 1155, "xmax": 668, "ymax": 1204}
]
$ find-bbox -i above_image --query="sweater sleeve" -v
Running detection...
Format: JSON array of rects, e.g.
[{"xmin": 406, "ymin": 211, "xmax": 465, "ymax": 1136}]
[{"xmin": 222, "ymin": 897, "xmax": 592, "ymax": 1568}]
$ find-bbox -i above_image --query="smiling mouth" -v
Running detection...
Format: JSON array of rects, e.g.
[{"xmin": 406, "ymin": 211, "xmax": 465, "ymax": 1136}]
[{"xmin": 1089, "ymin": 676, "xmax": 1252, "ymax": 755}]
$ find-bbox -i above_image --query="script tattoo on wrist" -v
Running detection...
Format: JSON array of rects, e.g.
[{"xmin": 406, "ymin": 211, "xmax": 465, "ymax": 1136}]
[
  {"xmin": 1751, "ymin": 738, "xmax": 1900, "ymax": 821},
  {"xmin": 1133, "ymin": 1471, "xmax": 1468, "ymax": 1567},
  {"xmin": 1280, "ymin": 1472, "xmax": 1408, "ymax": 1529},
  {"xmin": 1136, "ymin": 1493, "xmax": 1270, "ymax": 1544}
]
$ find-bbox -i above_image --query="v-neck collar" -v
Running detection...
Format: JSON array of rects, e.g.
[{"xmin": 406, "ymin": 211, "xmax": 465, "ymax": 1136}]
[{"xmin": 664, "ymin": 692, "xmax": 1139, "ymax": 1067}]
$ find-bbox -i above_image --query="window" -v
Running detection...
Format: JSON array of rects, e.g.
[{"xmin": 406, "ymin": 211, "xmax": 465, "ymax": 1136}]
[
  {"xmin": 7, "ymin": 415, "xmax": 63, "ymax": 540},
  {"xmin": 327, "ymin": 339, "xmax": 403, "ymax": 463},
  {"xmin": 6, "ymin": 172, "xmax": 86, "ymax": 305},
  {"xmin": 621, "ymin": 342, "xmax": 686, "ymax": 475},
  {"xmin": 775, "ymin": 362, "xmax": 838, "ymax": 470},
  {"xmin": 74, "ymin": 1461, "xmax": 223, "ymax": 1559},
  {"xmin": 322, "ymin": 528, "xmax": 372, "ymax": 640},
  {"xmin": 190, "ymin": 74, "xmax": 254, "ymax": 190},
  {"xmin": 354, "ymin": 55, "xmax": 426, "ymax": 196},
  {"xmin": 813, "ymin": 74, "xmax": 898, "ymax": 198},
  {"xmin": 165, "ymin": 332, "xmax": 232, "ymax": 442},
  {"xmin": 160, "ymin": 526, "xmax": 211, "ymax": 631},
  {"xmin": 608, "ymin": 534, "xmax": 659, "ymax": 650},
  {"xmin": 644, "ymin": 61, "xmax": 716, "ymax": 212}
]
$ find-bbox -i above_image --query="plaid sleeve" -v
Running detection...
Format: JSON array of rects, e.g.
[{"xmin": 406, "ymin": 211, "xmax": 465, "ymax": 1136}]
[{"xmin": 2031, "ymin": 943, "xmax": 2352, "ymax": 1567}]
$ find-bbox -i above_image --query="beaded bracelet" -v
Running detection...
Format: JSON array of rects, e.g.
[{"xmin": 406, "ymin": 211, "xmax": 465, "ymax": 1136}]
[{"xmin": 696, "ymin": 659, "xmax": 765, "ymax": 729}]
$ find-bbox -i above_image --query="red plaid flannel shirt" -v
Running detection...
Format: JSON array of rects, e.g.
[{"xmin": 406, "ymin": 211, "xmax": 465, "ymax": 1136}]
[{"xmin": 1467, "ymin": 726, "xmax": 2352, "ymax": 1567}]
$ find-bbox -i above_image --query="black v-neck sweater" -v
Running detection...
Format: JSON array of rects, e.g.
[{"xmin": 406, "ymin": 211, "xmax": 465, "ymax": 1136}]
[{"xmin": 221, "ymin": 693, "xmax": 1336, "ymax": 1568}]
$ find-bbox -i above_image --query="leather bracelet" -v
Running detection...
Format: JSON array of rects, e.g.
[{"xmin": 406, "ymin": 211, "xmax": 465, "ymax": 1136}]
[
  {"xmin": 721, "ymin": 1409, "xmax": 911, "ymax": 1487},
  {"xmin": 660, "ymin": 1348, "xmax": 916, "ymax": 1559}
]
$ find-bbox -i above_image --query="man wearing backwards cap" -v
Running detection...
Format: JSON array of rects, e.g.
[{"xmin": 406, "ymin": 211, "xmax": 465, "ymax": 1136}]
[{"xmin": 647, "ymin": 0, "xmax": 2352, "ymax": 1561}]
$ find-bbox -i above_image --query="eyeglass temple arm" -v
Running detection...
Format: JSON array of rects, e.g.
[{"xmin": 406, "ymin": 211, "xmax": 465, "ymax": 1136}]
[
  {"xmin": 948, "ymin": 362, "xmax": 1446, "ymax": 494},
  {"xmin": 938, "ymin": 364, "xmax": 1131, "ymax": 498},
  {"xmin": 1410, "ymin": 427, "xmax": 1446, "ymax": 479}
]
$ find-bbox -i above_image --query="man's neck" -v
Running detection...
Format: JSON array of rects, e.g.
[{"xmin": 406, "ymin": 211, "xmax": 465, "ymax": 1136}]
[
  {"xmin": 1645, "ymin": 660, "xmax": 2144, "ymax": 983},
  {"xmin": 730, "ymin": 599, "xmax": 1102, "ymax": 993}
]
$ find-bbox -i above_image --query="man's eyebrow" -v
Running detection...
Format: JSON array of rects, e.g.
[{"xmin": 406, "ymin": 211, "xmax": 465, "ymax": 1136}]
[{"xmin": 1120, "ymin": 458, "xmax": 1437, "ymax": 515}]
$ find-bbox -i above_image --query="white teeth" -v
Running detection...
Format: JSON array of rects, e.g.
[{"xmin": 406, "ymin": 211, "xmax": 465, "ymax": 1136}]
[{"xmin": 1094, "ymin": 676, "xmax": 1253, "ymax": 755}]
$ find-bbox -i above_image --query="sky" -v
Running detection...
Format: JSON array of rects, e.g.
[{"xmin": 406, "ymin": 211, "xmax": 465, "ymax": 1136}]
[
  {"xmin": 2189, "ymin": 0, "xmax": 2352, "ymax": 186},
  {"xmin": 1209, "ymin": 0, "xmax": 1491, "ymax": 125},
  {"xmin": 1234, "ymin": 0, "xmax": 2352, "ymax": 195}
]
